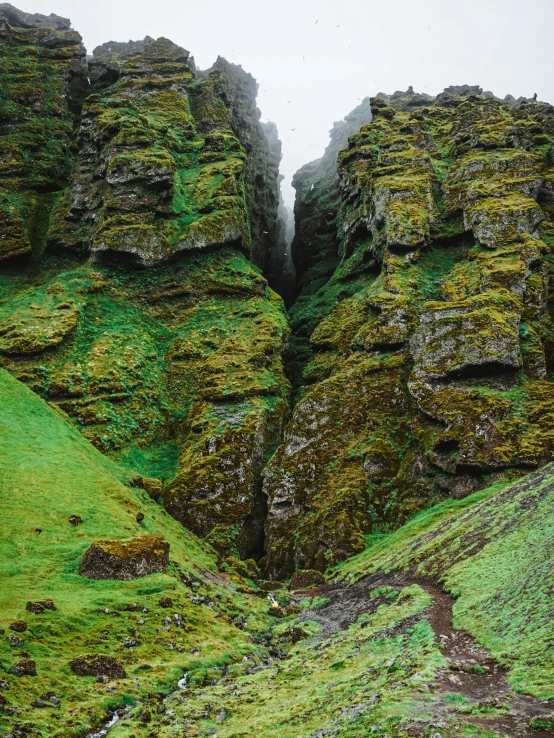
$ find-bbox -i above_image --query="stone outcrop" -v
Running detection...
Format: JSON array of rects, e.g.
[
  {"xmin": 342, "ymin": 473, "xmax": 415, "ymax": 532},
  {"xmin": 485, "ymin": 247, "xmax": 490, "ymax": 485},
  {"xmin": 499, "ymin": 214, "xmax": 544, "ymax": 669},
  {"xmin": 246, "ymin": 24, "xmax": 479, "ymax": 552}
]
[
  {"xmin": 0, "ymin": 9, "xmax": 289, "ymax": 567},
  {"xmin": 0, "ymin": 3, "xmax": 70, "ymax": 30},
  {"xmin": 262, "ymin": 120, "xmax": 296, "ymax": 306},
  {"xmin": 0, "ymin": 6, "xmax": 86, "ymax": 261},
  {"xmin": 47, "ymin": 41, "xmax": 280, "ymax": 267},
  {"xmin": 80, "ymin": 533, "xmax": 169, "ymax": 579},
  {"xmin": 288, "ymin": 569, "xmax": 326, "ymax": 590},
  {"xmin": 262, "ymin": 87, "xmax": 554, "ymax": 578},
  {"xmin": 4, "ymin": 2, "xmax": 554, "ymax": 590}
]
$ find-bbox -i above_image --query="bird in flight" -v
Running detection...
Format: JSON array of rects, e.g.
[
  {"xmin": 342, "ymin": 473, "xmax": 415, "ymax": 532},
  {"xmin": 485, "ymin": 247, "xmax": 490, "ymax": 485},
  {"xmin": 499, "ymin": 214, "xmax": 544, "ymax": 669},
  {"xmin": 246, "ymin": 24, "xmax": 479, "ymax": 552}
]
[{"xmin": 315, "ymin": 19, "xmax": 318, "ymax": 24}]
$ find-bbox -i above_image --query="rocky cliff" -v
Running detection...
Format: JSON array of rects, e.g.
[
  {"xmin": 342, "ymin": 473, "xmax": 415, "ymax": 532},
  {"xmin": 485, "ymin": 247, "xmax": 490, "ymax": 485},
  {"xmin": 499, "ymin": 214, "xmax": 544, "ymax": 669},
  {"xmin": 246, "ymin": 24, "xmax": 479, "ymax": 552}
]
[
  {"xmin": 0, "ymin": 4, "xmax": 289, "ymax": 569},
  {"xmin": 263, "ymin": 86, "xmax": 554, "ymax": 578}
]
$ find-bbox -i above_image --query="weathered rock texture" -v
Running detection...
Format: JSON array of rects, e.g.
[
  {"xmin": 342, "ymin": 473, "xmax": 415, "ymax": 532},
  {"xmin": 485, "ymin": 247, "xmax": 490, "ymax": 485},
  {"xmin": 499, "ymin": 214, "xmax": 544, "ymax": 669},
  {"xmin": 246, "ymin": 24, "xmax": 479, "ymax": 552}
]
[
  {"xmin": 263, "ymin": 87, "xmax": 554, "ymax": 578},
  {"xmin": 48, "ymin": 41, "xmax": 281, "ymax": 268},
  {"xmin": 0, "ymin": 9, "xmax": 289, "ymax": 565},
  {"xmin": 69, "ymin": 654, "xmax": 126, "ymax": 678},
  {"xmin": 0, "ymin": 4, "xmax": 86, "ymax": 261},
  {"xmin": 80, "ymin": 533, "xmax": 169, "ymax": 579},
  {"xmin": 5, "ymin": 4, "xmax": 554, "ymax": 589}
]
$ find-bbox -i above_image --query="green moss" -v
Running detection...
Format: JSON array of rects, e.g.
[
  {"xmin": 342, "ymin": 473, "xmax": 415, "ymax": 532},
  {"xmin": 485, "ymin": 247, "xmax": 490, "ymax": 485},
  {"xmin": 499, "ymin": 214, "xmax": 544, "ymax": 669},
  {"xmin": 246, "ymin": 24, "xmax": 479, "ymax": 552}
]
[
  {"xmin": 0, "ymin": 23, "xmax": 84, "ymax": 260},
  {"xmin": 264, "ymin": 91, "xmax": 554, "ymax": 578}
]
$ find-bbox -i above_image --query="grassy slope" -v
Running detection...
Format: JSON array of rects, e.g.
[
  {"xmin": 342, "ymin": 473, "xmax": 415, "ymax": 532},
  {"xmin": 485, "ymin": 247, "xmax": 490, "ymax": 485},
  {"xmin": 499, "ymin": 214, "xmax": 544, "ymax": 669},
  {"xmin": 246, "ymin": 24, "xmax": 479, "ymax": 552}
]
[
  {"xmin": 2, "ymin": 366, "xmax": 548, "ymax": 737},
  {"xmin": 336, "ymin": 468, "xmax": 554, "ymax": 699},
  {"xmin": 151, "ymin": 465, "xmax": 554, "ymax": 738},
  {"xmin": 159, "ymin": 586, "xmax": 448, "ymax": 738},
  {"xmin": 0, "ymin": 368, "xmax": 271, "ymax": 737}
]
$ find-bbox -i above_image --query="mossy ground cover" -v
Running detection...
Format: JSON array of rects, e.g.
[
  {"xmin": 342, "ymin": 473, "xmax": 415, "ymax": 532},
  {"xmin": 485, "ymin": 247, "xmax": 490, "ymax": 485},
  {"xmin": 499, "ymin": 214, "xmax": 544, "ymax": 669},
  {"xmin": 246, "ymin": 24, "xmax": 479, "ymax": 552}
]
[
  {"xmin": 0, "ymin": 245, "xmax": 289, "ymax": 564},
  {"xmin": 152, "ymin": 585, "xmax": 445, "ymax": 738}
]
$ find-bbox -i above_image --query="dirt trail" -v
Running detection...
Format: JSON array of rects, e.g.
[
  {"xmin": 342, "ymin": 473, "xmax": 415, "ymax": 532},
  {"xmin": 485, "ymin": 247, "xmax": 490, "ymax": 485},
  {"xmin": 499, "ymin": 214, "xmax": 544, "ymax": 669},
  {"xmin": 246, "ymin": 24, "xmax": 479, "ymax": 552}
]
[{"xmin": 296, "ymin": 573, "xmax": 554, "ymax": 737}]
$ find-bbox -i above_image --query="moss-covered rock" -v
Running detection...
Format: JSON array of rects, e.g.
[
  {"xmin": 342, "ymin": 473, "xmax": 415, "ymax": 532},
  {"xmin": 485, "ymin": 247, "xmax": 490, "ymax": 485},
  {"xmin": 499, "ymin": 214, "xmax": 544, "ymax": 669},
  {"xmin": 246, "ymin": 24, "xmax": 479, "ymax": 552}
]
[
  {"xmin": 0, "ymin": 10, "xmax": 86, "ymax": 261},
  {"xmin": 263, "ymin": 87, "xmax": 554, "ymax": 577},
  {"xmin": 47, "ymin": 39, "xmax": 280, "ymax": 268},
  {"xmin": 69, "ymin": 654, "xmax": 126, "ymax": 678},
  {"xmin": 80, "ymin": 533, "xmax": 169, "ymax": 579}
]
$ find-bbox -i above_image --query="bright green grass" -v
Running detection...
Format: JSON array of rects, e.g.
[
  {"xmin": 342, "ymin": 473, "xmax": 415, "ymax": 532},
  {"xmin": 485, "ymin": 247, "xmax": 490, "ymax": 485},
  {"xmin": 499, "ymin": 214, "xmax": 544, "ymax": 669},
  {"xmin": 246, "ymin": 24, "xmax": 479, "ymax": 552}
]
[
  {"xmin": 148, "ymin": 584, "xmax": 445, "ymax": 738},
  {"xmin": 335, "ymin": 468, "xmax": 554, "ymax": 698},
  {"xmin": 0, "ymin": 369, "xmax": 270, "ymax": 736}
]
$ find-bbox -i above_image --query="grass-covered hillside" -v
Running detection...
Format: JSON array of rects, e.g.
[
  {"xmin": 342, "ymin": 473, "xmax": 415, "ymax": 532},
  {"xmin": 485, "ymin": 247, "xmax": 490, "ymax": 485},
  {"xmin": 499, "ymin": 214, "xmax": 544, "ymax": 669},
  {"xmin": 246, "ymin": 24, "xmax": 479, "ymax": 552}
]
[
  {"xmin": 4, "ymin": 363, "xmax": 553, "ymax": 737},
  {"xmin": 0, "ymin": 368, "xmax": 274, "ymax": 737},
  {"xmin": 336, "ymin": 464, "xmax": 554, "ymax": 700}
]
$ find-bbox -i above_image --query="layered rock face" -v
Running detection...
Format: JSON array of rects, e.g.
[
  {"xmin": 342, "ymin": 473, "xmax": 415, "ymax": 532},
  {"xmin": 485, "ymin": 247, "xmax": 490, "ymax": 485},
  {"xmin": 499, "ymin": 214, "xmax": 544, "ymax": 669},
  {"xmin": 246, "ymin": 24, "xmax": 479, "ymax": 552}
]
[
  {"xmin": 0, "ymin": 9, "xmax": 288, "ymax": 564},
  {"xmin": 48, "ymin": 39, "xmax": 280, "ymax": 267},
  {"xmin": 0, "ymin": 3, "xmax": 86, "ymax": 260},
  {"xmin": 263, "ymin": 87, "xmax": 554, "ymax": 578}
]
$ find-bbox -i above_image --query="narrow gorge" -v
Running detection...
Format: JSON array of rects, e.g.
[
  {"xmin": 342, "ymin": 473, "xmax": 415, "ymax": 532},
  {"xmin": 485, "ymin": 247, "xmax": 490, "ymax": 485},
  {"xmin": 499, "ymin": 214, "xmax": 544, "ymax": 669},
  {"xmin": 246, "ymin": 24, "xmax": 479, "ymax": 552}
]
[{"xmin": 2, "ymin": 5, "xmax": 554, "ymax": 738}]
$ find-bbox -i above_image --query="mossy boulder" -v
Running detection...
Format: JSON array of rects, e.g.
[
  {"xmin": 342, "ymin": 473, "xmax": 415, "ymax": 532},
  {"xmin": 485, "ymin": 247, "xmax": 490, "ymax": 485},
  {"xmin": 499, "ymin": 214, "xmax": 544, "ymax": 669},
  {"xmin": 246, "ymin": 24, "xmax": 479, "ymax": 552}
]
[
  {"xmin": 69, "ymin": 654, "xmax": 126, "ymax": 679},
  {"xmin": 9, "ymin": 659, "xmax": 36, "ymax": 677},
  {"xmin": 25, "ymin": 598, "xmax": 56, "ymax": 614},
  {"xmin": 289, "ymin": 569, "xmax": 326, "ymax": 590},
  {"xmin": 80, "ymin": 533, "xmax": 169, "ymax": 580}
]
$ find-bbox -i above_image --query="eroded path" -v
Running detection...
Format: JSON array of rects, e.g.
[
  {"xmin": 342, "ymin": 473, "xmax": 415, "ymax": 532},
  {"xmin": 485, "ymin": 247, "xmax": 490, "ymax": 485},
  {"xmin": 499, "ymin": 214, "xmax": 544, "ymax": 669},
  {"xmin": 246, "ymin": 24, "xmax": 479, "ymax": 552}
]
[{"xmin": 297, "ymin": 573, "xmax": 554, "ymax": 737}]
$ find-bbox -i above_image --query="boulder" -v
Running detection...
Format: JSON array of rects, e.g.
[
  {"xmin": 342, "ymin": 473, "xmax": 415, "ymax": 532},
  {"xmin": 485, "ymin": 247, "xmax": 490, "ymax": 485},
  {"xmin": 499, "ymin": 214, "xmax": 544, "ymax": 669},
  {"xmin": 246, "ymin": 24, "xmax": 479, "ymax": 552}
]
[
  {"xmin": 26, "ymin": 599, "xmax": 56, "ymax": 614},
  {"xmin": 70, "ymin": 654, "xmax": 126, "ymax": 679},
  {"xmin": 289, "ymin": 626, "xmax": 309, "ymax": 643},
  {"xmin": 129, "ymin": 475, "xmax": 163, "ymax": 501},
  {"xmin": 289, "ymin": 569, "xmax": 326, "ymax": 590},
  {"xmin": 9, "ymin": 659, "xmax": 36, "ymax": 677},
  {"xmin": 80, "ymin": 534, "xmax": 169, "ymax": 580}
]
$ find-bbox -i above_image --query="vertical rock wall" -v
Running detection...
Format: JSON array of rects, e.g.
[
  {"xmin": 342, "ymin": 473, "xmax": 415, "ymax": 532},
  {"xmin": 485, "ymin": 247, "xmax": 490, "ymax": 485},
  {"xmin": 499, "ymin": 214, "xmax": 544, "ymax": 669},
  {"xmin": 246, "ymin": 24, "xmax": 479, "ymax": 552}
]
[
  {"xmin": 0, "ymin": 8, "xmax": 289, "ymax": 568},
  {"xmin": 263, "ymin": 88, "xmax": 554, "ymax": 578},
  {"xmin": 0, "ymin": 3, "xmax": 86, "ymax": 260}
]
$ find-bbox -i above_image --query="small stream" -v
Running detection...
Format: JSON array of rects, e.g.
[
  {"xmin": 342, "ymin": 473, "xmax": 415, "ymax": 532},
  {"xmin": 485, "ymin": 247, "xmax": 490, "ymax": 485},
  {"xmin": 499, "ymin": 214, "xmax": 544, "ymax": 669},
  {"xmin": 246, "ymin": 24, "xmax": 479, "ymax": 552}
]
[
  {"xmin": 87, "ymin": 709, "xmax": 122, "ymax": 738},
  {"xmin": 87, "ymin": 672, "xmax": 190, "ymax": 737}
]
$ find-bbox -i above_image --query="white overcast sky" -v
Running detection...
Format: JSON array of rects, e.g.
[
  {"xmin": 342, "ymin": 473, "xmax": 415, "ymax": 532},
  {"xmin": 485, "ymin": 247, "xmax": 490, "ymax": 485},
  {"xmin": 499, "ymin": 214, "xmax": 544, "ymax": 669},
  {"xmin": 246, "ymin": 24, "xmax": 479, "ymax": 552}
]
[{"xmin": 20, "ymin": 0, "xmax": 554, "ymax": 205}]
